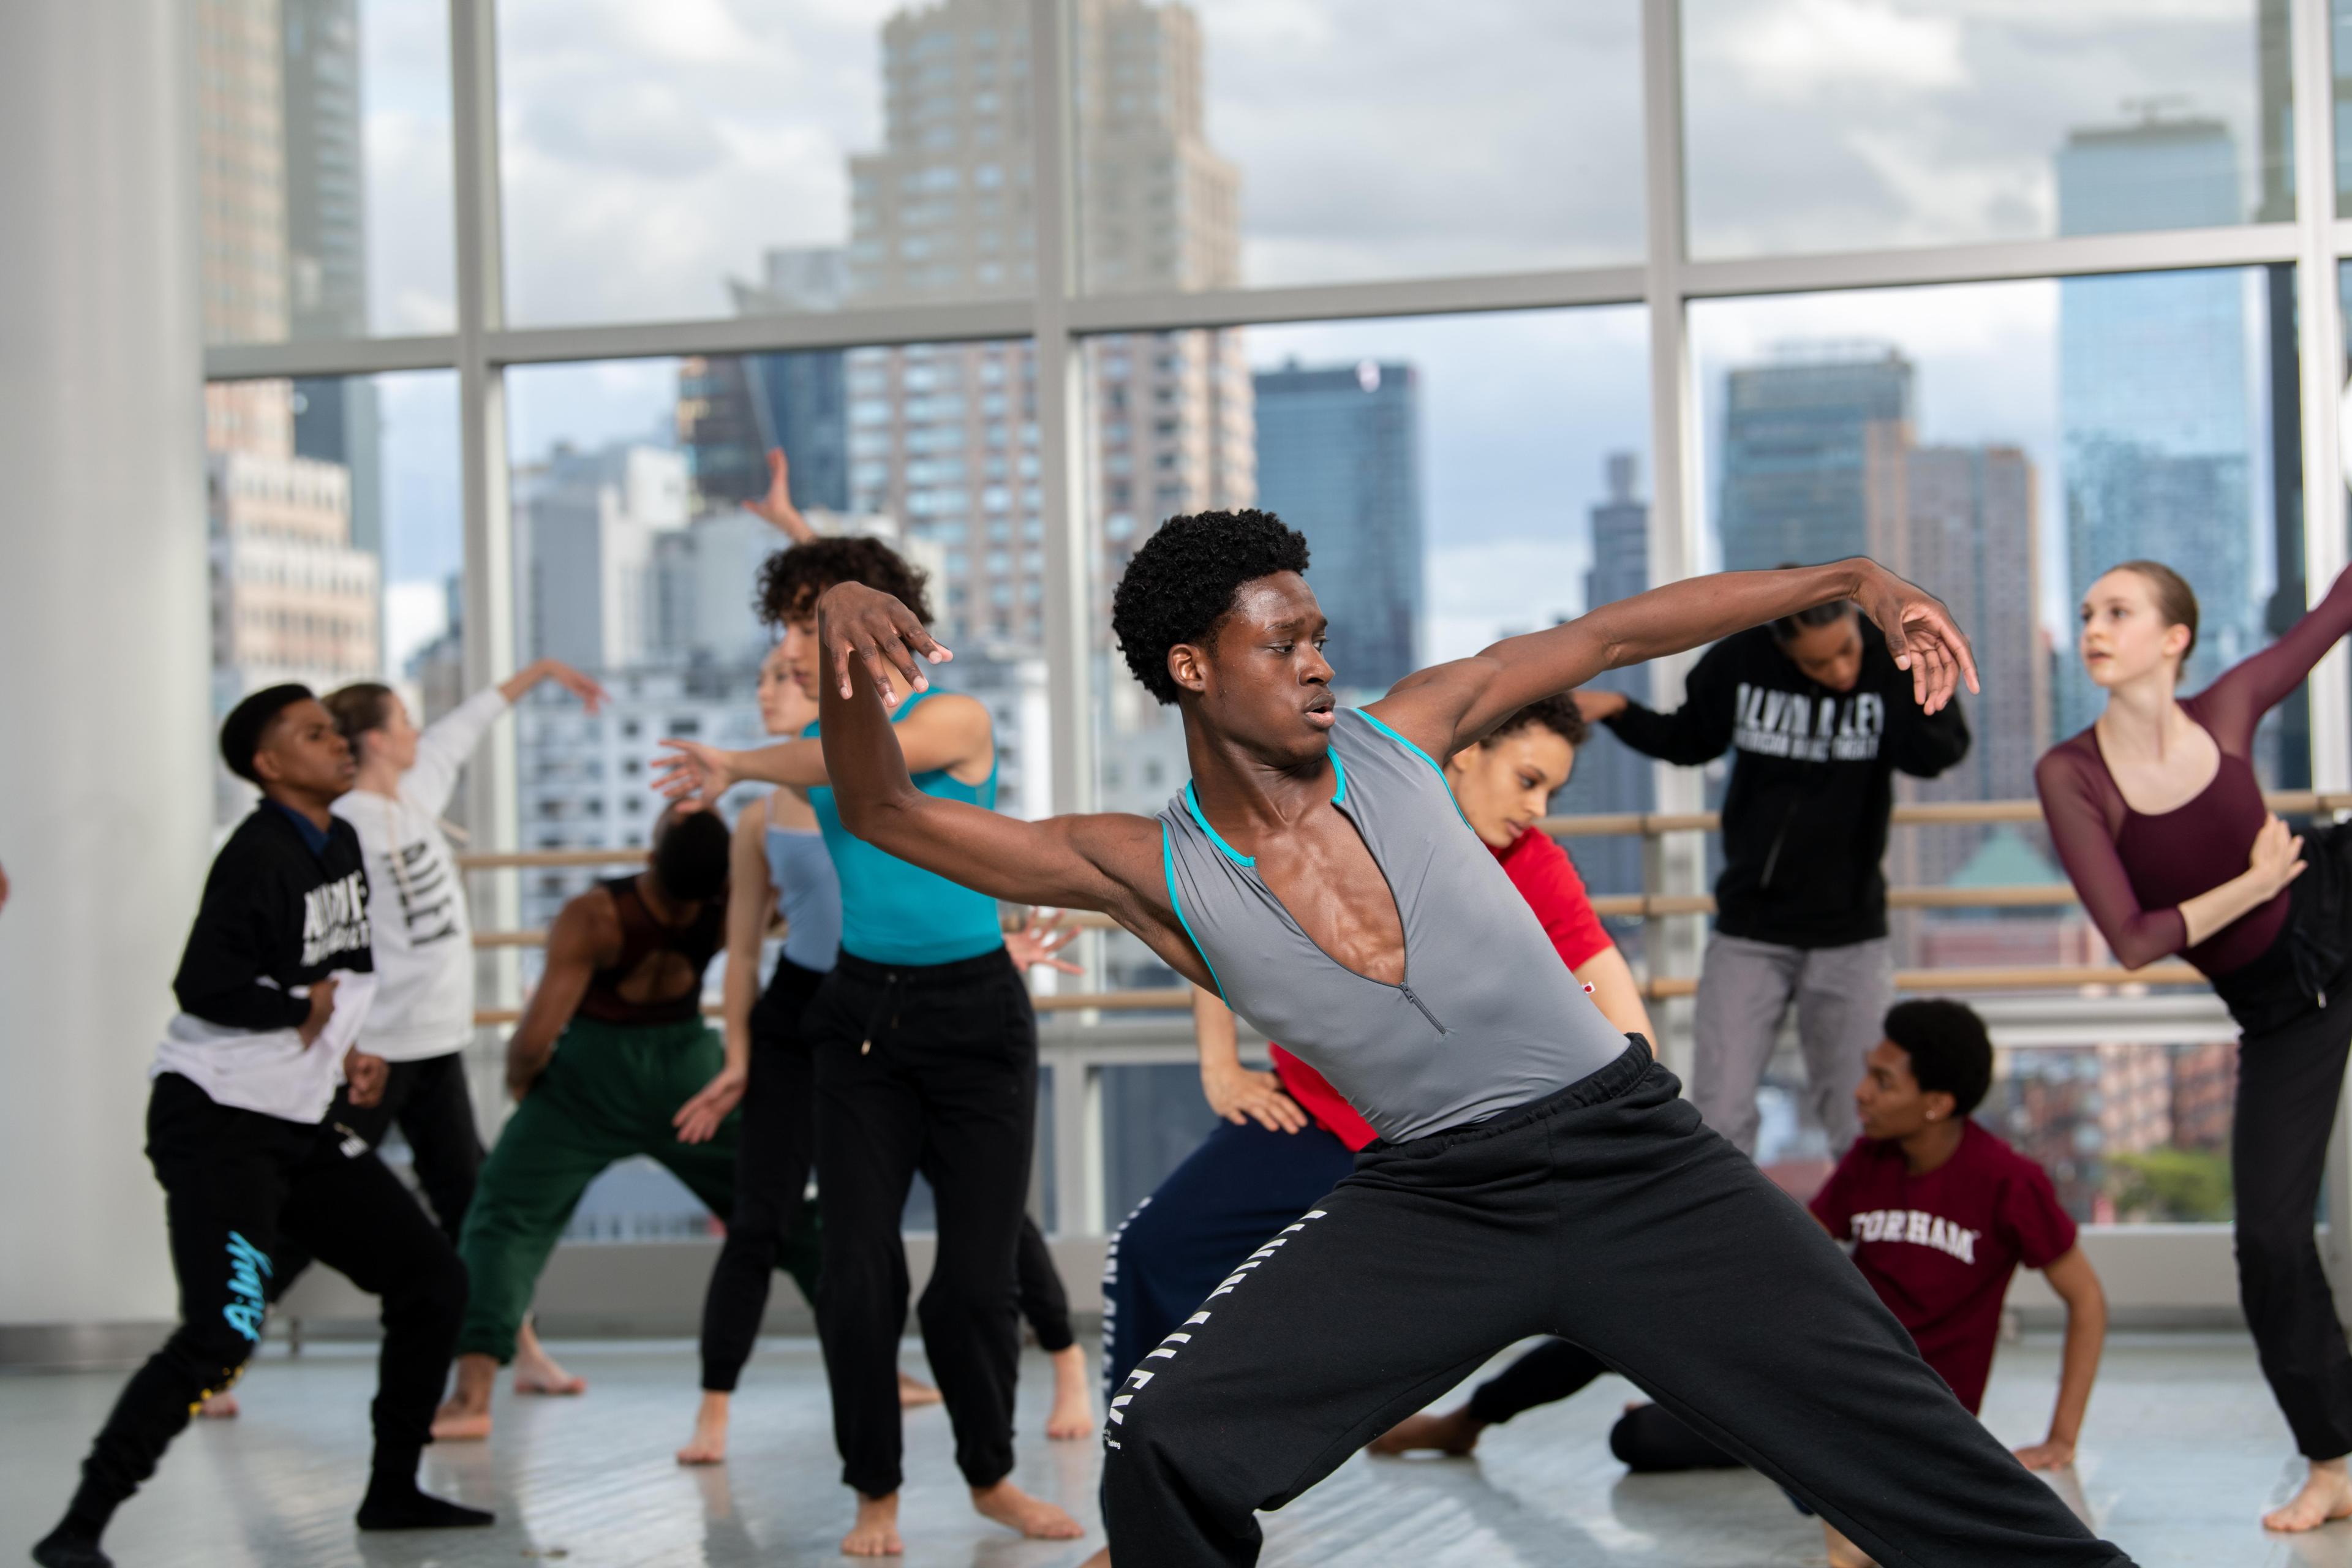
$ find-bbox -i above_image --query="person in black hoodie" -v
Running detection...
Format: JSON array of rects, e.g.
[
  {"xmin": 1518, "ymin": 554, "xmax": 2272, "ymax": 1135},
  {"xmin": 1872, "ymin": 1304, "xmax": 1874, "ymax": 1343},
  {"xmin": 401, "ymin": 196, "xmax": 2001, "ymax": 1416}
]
[
  {"xmin": 1575, "ymin": 591, "xmax": 1970, "ymax": 1157},
  {"xmin": 32, "ymin": 685, "xmax": 491, "ymax": 1568}
]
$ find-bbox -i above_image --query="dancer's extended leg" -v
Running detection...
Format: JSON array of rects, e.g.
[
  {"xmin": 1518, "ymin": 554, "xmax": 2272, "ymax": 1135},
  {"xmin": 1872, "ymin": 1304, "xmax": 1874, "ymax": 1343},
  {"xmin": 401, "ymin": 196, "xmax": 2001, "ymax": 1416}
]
[{"xmin": 1103, "ymin": 1050, "xmax": 2122, "ymax": 1568}]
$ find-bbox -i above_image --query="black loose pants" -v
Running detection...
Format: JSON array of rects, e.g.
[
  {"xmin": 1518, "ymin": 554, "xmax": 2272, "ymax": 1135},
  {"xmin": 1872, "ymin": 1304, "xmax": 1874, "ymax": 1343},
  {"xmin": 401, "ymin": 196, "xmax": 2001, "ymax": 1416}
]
[
  {"xmin": 268, "ymin": 1049, "xmax": 484, "ymax": 1299},
  {"xmin": 699, "ymin": 957, "xmax": 1073, "ymax": 1392},
  {"xmin": 808, "ymin": 949, "xmax": 1039, "ymax": 1496},
  {"xmin": 68, "ymin": 1072, "xmax": 466, "ymax": 1525},
  {"xmin": 2230, "ymin": 987, "xmax": 2352, "ymax": 1458},
  {"xmin": 1467, "ymin": 1337, "xmax": 1741, "ymax": 1471},
  {"xmin": 1102, "ymin": 1042, "xmax": 2130, "ymax": 1568}
]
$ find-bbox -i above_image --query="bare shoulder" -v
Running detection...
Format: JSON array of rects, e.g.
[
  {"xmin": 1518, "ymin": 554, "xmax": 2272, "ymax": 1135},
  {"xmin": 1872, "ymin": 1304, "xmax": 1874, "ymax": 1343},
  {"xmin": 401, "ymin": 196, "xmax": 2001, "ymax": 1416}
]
[{"xmin": 554, "ymin": 883, "xmax": 623, "ymax": 962}]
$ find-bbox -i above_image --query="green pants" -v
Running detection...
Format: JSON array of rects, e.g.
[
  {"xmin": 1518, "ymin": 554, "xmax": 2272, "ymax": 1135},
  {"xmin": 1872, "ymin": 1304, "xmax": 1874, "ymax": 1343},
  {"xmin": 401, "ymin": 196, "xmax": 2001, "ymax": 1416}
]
[{"xmin": 456, "ymin": 1014, "xmax": 822, "ymax": 1362}]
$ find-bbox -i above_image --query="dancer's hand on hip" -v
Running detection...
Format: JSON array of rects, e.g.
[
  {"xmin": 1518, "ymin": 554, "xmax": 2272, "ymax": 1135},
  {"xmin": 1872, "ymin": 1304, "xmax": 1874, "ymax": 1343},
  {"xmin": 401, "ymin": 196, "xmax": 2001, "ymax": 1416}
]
[
  {"xmin": 1202, "ymin": 1059, "xmax": 1308, "ymax": 1134},
  {"xmin": 343, "ymin": 1048, "xmax": 388, "ymax": 1108}
]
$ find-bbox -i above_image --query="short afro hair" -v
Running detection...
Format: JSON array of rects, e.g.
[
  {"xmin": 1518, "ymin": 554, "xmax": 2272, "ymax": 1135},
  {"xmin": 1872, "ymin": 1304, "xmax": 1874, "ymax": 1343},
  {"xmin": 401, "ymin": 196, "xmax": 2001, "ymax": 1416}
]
[
  {"xmin": 1488, "ymin": 693, "xmax": 1588, "ymax": 751},
  {"xmin": 220, "ymin": 683, "xmax": 315, "ymax": 786},
  {"xmin": 1111, "ymin": 510, "xmax": 1311, "ymax": 704},
  {"xmin": 1883, "ymin": 998, "xmax": 1994, "ymax": 1117},
  {"xmin": 757, "ymin": 536, "xmax": 933, "ymax": 628}
]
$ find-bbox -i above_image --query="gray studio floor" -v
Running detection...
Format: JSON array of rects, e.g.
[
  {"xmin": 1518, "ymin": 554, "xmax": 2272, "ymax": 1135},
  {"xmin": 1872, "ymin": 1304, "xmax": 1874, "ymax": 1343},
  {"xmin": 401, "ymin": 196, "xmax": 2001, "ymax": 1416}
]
[{"xmin": 4, "ymin": 1333, "xmax": 2349, "ymax": 1567}]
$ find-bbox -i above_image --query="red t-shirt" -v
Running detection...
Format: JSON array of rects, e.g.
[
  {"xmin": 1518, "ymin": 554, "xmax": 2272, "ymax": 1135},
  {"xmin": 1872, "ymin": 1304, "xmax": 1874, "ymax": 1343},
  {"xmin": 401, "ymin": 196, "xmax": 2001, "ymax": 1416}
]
[
  {"xmin": 1807, "ymin": 1121, "xmax": 2078, "ymax": 1414},
  {"xmin": 1268, "ymin": 829, "xmax": 1615, "ymax": 1152}
]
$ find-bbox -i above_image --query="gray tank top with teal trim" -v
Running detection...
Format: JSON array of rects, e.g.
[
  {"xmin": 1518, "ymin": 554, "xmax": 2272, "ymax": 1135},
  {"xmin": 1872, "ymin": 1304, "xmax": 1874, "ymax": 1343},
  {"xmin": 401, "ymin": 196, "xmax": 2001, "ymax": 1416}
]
[{"xmin": 1159, "ymin": 707, "xmax": 1627, "ymax": 1144}]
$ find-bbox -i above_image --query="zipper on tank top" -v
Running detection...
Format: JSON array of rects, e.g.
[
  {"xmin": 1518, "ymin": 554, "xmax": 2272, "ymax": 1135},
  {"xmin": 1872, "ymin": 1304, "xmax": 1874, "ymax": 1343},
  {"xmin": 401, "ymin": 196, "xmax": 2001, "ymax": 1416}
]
[{"xmin": 1399, "ymin": 983, "xmax": 1449, "ymax": 1036}]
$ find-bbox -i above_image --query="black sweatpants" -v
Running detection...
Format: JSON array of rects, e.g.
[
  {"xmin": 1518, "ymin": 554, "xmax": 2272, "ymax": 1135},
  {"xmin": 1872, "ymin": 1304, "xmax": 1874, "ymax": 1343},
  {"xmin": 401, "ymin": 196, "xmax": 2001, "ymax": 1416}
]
[
  {"xmin": 268, "ymin": 1050, "xmax": 484, "ymax": 1300},
  {"xmin": 1102, "ymin": 1042, "xmax": 2129, "ymax": 1568},
  {"xmin": 699, "ymin": 957, "xmax": 1072, "ymax": 1392},
  {"xmin": 809, "ymin": 949, "xmax": 1039, "ymax": 1496},
  {"xmin": 1467, "ymin": 1338, "xmax": 1740, "ymax": 1471},
  {"xmin": 66, "ymin": 1072, "xmax": 466, "ymax": 1529},
  {"xmin": 2230, "ymin": 986, "xmax": 2352, "ymax": 1458}
]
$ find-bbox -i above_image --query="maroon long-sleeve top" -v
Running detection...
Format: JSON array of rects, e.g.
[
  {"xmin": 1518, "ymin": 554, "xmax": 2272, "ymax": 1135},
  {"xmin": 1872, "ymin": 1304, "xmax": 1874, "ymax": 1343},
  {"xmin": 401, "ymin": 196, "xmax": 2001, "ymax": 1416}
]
[{"xmin": 2035, "ymin": 568, "xmax": 2352, "ymax": 978}]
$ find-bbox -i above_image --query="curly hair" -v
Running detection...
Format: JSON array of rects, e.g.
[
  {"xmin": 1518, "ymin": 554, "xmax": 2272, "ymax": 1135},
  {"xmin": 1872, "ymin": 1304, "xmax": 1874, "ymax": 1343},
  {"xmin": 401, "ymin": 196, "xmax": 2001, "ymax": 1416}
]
[
  {"xmin": 1489, "ymin": 692, "xmax": 1588, "ymax": 750},
  {"xmin": 756, "ymin": 536, "xmax": 933, "ymax": 628},
  {"xmin": 1110, "ymin": 510, "xmax": 1311, "ymax": 705}
]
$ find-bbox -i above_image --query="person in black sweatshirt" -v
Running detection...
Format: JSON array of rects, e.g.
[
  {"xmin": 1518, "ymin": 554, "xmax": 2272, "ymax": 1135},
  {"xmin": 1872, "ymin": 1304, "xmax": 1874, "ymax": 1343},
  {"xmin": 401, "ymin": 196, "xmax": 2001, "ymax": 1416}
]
[
  {"xmin": 1575, "ymin": 589, "xmax": 1970, "ymax": 1158},
  {"xmin": 32, "ymin": 685, "xmax": 492, "ymax": 1568}
]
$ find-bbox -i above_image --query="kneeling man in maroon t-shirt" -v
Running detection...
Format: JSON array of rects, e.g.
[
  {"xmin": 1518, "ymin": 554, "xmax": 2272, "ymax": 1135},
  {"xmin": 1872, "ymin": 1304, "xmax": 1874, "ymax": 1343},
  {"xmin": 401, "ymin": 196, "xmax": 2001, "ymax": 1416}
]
[
  {"xmin": 1374, "ymin": 999, "xmax": 2108, "ymax": 1568},
  {"xmin": 1806, "ymin": 998, "xmax": 2108, "ymax": 1566}
]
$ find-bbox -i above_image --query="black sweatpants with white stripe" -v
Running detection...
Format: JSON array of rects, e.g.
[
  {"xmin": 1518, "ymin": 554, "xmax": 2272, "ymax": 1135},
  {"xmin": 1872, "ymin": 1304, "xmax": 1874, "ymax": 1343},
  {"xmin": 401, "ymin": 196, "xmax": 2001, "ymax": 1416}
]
[{"xmin": 1101, "ymin": 1041, "xmax": 2133, "ymax": 1568}]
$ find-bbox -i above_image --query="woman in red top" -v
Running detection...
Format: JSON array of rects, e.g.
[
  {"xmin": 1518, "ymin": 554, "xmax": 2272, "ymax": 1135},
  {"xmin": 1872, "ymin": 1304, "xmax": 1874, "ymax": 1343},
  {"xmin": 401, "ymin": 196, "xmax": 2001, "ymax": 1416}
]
[
  {"xmin": 2037, "ymin": 559, "xmax": 2352, "ymax": 1534},
  {"xmin": 1098, "ymin": 695, "xmax": 1654, "ymax": 1396}
]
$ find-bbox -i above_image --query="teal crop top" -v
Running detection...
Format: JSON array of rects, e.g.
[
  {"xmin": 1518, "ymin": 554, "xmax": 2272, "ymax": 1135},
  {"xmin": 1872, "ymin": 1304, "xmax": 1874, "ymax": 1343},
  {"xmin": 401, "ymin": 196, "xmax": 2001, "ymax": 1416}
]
[{"xmin": 804, "ymin": 689, "xmax": 1005, "ymax": 967}]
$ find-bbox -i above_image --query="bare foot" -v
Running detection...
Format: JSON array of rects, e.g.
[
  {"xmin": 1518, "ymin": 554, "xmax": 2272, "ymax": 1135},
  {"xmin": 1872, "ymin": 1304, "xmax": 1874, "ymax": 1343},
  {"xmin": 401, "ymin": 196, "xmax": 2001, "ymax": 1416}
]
[
  {"xmin": 511, "ymin": 1322, "xmax": 586, "ymax": 1396},
  {"xmin": 2265, "ymin": 1458, "xmax": 2352, "ymax": 1532},
  {"xmin": 970, "ymin": 1479, "xmax": 1085, "ymax": 1540},
  {"xmin": 432, "ymin": 1352, "xmax": 497, "ymax": 1442},
  {"xmin": 677, "ymin": 1390, "xmax": 729, "ymax": 1466},
  {"xmin": 1076, "ymin": 1550, "xmax": 1111, "ymax": 1568},
  {"xmin": 197, "ymin": 1391, "xmax": 240, "ymax": 1419},
  {"xmin": 842, "ymin": 1490, "xmax": 903, "ymax": 1556},
  {"xmin": 1046, "ymin": 1343, "xmax": 1096, "ymax": 1440},
  {"xmin": 897, "ymin": 1371, "xmax": 943, "ymax": 1409},
  {"xmin": 1368, "ymin": 1408, "xmax": 1484, "ymax": 1457},
  {"xmin": 1823, "ymin": 1521, "xmax": 1877, "ymax": 1567}
]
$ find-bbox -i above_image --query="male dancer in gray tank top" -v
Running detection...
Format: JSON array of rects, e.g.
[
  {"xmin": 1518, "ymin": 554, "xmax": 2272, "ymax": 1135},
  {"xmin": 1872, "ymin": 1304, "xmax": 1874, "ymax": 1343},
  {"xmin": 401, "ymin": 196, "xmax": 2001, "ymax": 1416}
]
[{"xmin": 799, "ymin": 510, "xmax": 2135, "ymax": 1568}]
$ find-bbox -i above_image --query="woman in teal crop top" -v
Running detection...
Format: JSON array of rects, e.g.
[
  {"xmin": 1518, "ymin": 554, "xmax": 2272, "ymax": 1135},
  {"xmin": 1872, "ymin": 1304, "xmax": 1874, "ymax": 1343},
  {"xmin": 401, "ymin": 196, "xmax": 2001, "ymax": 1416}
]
[{"xmin": 651, "ymin": 535, "xmax": 1084, "ymax": 1556}]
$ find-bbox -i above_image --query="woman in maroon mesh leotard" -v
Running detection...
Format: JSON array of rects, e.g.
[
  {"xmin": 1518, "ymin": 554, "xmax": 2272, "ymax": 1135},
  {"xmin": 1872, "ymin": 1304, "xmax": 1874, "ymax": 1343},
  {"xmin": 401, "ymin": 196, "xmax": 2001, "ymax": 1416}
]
[{"xmin": 2037, "ymin": 559, "xmax": 2352, "ymax": 1534}]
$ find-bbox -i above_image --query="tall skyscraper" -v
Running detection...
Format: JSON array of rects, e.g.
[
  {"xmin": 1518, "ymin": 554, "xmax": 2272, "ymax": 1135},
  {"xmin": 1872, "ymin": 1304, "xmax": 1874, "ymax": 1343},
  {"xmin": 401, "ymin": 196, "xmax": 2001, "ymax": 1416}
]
[
  {"xmin": 513, "ymin": 443, "xmax": 690, "ymax": 674},
  {"xmin": 678, "ymin": 350, "xmax": 851, "ymax": 516},
  {"xmin": 1865, "ymin": 428, "xmax": 2044, "ymax": 889},
  {"xmin": 194, "ymin": 0, "xmax": 390, "ymax": 816},
  {"xmin": 2055, "ymin": 111, "xmax": 2256, "ymax": 741},
  {"xmin": 841, "ymin": 0, "xmax": 1253, "ymax": 652},
  {"xmin": 1716, "ymin": 347, "xmax": 1913, "ymax": 572},
  {"xmin": 1555, "ymin": 453, "xmax": 1654, "ymax": 900},
  {"xmin": 283, "ymin": 0, "xmax": 382, "ymax": 560},
  {"xmin": 205, "ymin": 432, "xmax": 380, "ymax": 820},
  {"xmin": 1251, "ymin": 359, "xmax": 1425, "ymax": 694}
]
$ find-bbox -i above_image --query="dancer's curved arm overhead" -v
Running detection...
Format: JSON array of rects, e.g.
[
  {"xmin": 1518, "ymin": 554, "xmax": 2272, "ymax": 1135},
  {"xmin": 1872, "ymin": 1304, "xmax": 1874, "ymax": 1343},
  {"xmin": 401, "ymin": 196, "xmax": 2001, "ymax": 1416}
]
[
  {"xmin": 1370, "ymin": 558, "xmax": 1974, "ymax": 767},
  {"xmin": 793, "ymin": 556, "xmax": 1973, "ymax": 991}
]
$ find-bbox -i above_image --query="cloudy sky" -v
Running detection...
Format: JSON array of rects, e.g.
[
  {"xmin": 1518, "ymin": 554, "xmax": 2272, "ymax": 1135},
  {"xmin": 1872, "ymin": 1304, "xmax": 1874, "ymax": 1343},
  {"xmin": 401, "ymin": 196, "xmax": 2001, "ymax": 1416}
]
[{"xmin": 352, "ymin": 0, "xmax": 2288, "ymax": 671}]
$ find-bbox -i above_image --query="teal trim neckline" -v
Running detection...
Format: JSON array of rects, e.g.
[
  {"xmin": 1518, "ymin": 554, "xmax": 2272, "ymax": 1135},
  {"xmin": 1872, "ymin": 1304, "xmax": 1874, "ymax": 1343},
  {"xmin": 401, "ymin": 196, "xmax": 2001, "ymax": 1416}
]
[
  {"xmin": 1329, "ymin": 748, "xmax": 1349, "ymax": 807},
  {"xmin": 1162, "ymin": 820, "xmax": 1227, "ymax": 999},
  {"xmin": 1353, "ymin": 709, "xmax": 1472, "ymax": 830},
  {"xmin": 1183, "ymin": 781, "xmax": 1255, "ymax": 867}
]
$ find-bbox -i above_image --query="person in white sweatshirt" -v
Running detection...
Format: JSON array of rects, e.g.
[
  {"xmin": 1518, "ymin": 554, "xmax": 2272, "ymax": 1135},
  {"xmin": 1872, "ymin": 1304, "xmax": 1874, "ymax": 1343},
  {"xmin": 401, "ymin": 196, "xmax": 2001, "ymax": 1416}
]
[{"xmin": 261, "ymin": 659, "xmax": 605, "ymax": 1408}]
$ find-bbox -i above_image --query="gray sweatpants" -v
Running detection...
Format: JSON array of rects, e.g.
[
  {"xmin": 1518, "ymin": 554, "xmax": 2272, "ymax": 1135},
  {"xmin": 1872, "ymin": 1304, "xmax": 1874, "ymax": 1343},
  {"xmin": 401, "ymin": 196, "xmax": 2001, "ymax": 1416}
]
[{"xmin": 1691, "ymin": 932, "xmax": 1893, "ymax": 1157}]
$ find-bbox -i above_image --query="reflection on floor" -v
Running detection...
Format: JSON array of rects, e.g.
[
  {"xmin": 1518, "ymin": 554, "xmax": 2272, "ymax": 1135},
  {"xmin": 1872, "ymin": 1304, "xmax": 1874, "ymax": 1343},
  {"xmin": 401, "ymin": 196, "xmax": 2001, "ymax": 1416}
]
[{"xmin": 4, "ymin": 1333, "xmax": 2348, "ymax": 1567}]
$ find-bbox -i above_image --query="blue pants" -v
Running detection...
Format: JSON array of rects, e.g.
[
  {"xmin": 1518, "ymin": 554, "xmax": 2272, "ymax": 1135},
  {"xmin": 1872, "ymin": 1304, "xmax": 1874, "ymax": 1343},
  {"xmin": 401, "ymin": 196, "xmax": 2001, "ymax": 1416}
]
[{"xmin": 1101, "ymin": 1115, "xmax": 1357, "ymax": 1398}]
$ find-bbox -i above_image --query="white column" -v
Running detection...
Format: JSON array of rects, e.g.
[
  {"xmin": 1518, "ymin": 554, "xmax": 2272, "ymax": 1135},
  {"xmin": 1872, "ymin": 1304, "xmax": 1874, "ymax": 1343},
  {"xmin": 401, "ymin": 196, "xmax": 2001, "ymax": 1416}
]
[{"xmin": 0, "ymin": 0, "xmax": 208, "ymax": 1338}]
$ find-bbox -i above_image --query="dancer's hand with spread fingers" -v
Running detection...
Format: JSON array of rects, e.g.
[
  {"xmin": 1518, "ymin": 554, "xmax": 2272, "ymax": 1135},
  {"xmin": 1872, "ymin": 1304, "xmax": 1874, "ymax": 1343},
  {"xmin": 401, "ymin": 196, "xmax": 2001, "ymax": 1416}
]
[
  {"xmin": 1006, "ymin": 908, "xmax": 1084, "ymax": 975},
  {"xmin": 673, "ymin": 1062, "xmax": 747, "ymax": 1144}
]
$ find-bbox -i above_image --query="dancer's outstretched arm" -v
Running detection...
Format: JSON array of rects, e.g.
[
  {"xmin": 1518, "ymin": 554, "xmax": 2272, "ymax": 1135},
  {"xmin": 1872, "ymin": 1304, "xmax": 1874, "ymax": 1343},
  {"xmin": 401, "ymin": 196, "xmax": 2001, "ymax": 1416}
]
[
  {"xmin": 1372, "ymin": 558, "xmax": 1978, "ymax": 764},
  {"xmin": 806, "ymin": 582, "xmax": 1213, "ymax": 989}
]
